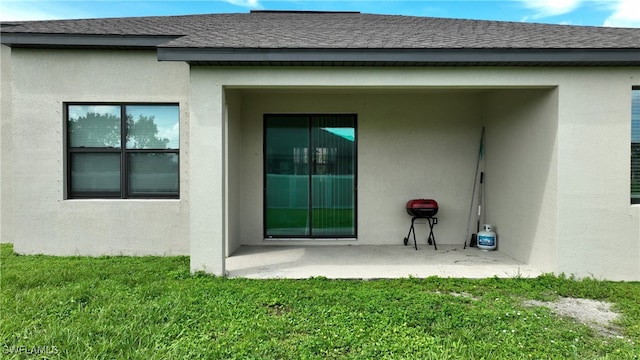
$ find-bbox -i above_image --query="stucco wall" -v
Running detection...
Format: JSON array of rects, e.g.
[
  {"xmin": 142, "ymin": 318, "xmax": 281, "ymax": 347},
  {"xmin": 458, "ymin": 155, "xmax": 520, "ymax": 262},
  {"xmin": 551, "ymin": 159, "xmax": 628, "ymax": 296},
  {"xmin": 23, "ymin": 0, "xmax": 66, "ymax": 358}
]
[
  {"xmin": 202, "ymin": 66, "xmax": 639, "ymax": 280},
  {"xmin": 8, "ymin": 49, "xmax": 190, "ymax": 255},
  {"xmin": 556, "ymin": 72, "xmax": 639, "ymax": 280},
  {"xmin": 237, "ymin": 90, "xmax": 483, "ymax": 246},
  {"xmin": 188, "ymin": 70, "xmax": 225, "ymax": 273},
  {"xmin": 5, "ymin": 53, "xmax": 640, "ymax": 279},
  {"xmin": 0, "ymin": 45, "xmax": 12, "ymax": 244},
  {"xmin": 484, "ymin": 89, "xmax": 558, "ymax": 273},
  {"xmin": 225, "ymin": 90, "xmax": 243, "ymax": 257}
]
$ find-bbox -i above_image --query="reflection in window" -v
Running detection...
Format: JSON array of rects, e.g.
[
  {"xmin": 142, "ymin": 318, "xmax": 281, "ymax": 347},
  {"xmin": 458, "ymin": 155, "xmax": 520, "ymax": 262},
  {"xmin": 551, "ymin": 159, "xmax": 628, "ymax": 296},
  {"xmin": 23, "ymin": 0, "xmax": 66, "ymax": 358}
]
[
  {"xmin": 68, "ymin": 105, "xmax": 121, "ymax": 148},
  {"xmin": 67, "ymin": 103, "xmax": 180, "ymax": 199},
  {"xmin": 128, "ymin": 153, "xmax": 179, "ymax": 195},
  {"xmin": 70, "ymin": 153, "xmax": 120, "ymax": 193},
  {"xmin": 126, "ymin": 105, "xmax": 180, "ymax": 149}
]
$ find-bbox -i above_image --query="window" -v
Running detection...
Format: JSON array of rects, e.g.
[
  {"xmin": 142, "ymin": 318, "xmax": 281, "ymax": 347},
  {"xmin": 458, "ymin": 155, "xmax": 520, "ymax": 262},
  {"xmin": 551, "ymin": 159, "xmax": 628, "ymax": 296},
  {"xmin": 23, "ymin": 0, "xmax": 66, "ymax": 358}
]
[
  {"xmin": 264, "ymin": 114, "xmax": 357, "ymax": 238},
  {"xmin": 66, "ymin": 103, "xmax": 179, "ymax": 199},
  {"xmin": 632, "ymin": 88, "xmax": 640, "ymax": 203}
]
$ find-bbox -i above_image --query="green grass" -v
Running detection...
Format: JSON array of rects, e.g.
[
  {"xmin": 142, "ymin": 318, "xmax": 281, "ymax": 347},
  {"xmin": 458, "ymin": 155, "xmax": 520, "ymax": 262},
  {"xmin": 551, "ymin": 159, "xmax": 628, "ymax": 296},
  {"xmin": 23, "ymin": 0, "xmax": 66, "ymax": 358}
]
[
  {"xmin": 1, "ymin": 244, "xmax": 638, "ymax": 359},
  {"xmin": 267, "ymin": 208, "xmax": 354, "ymax": 230}
]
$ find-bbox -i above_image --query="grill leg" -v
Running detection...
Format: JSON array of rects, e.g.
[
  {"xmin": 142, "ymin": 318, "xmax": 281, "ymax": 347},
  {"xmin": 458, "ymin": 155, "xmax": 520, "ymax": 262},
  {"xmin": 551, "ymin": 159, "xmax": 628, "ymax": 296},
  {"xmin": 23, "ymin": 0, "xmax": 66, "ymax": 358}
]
[
  {"xmin": 427, "ymin": 217, "xmax": 438, "ymax": 250},
  {"xmin": 411, "ymin": 217, "xmax": 418, "ymax": 250},
  {"xmin": 403, "ymin": 217, "xmax": 419, "ymax": 250},
  {"xmin": 404, "ymin": 216, "xmax": 437, "ymax": 250}
]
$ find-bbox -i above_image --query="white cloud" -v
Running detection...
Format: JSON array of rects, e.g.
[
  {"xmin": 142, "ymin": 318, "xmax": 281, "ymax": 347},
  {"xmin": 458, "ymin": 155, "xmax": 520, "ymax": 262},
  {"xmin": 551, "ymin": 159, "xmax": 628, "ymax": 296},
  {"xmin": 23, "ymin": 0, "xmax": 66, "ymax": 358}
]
[
  {"xmin": 603, "ymin": 0, "xmax": 640, "ymax": 27},
  {"xmin": 159, "ymin": 121, "xmax": 180, "ymax": 149},
  {"xmin": 519, "ymin": 0, "xmax": 582, "ymax": 18},
  {"xmin": 0, "ymin": 6, "xmax": 59, "ymax": 21},
  {"xmin": 68, "ymin": 105, "xmax": 120, "ymax": 120},
  {"xmin": 224, "ymin": 0, "xmax": 262, "ymax": 9},
  {"xmin": 0, "ymin": 1, "xmax": 85, "ymax": 21}
]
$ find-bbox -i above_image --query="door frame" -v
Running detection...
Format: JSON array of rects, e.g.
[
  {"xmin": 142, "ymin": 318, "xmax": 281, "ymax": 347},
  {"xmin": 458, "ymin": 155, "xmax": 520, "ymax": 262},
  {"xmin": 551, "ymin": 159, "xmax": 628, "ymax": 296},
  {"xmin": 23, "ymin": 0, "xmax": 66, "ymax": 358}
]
[{"xmin": 262, "ymin": 113, "xmax": 358, "ymax": 239}]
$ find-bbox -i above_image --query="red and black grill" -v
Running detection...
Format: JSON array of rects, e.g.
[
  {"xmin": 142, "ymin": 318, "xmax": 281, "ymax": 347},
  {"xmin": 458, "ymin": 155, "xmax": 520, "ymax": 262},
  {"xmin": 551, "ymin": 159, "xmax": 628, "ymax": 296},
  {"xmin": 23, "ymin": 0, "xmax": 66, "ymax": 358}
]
[
  {"xmin": 403, "ymin": 199, "xmax": 438, "ymax": 250},
  {"xmin": 405, "ymin": 199, "xmax": 439, "ymax": 218}
]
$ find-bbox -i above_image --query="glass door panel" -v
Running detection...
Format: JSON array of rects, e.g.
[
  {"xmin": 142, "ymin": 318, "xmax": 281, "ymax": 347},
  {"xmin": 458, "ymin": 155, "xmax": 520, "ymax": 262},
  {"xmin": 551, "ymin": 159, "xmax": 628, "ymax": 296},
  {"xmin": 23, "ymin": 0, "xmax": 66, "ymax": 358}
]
[
  {"xmin": 311, "ymin": 116, "xmax": 356, "ymax": 236},
  {"xmin": 265, "ymin": 116, "xmax": 310, "ymax": 236}
]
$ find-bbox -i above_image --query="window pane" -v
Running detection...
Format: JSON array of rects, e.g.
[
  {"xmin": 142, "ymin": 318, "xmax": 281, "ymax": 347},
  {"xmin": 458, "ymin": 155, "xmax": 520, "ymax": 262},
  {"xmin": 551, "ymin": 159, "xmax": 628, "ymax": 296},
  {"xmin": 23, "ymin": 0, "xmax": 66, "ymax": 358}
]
[
  {"xmin": 632, "ymin": 88, "xmax": 640, "ymax": 202},
  {"xmin": 70, "ymin": 153, "xmax": 120, "ymax": 193},
  {"xmin": 126, "ymin": 105, "xmax": 179, "ymax": 149},
  {"xmin": 128, "ymin": 153, "xmax": 179, "ymax": 195},
  {"xmin": 68, "ymin": 105, "xmax": 121, "ymax": 148}
]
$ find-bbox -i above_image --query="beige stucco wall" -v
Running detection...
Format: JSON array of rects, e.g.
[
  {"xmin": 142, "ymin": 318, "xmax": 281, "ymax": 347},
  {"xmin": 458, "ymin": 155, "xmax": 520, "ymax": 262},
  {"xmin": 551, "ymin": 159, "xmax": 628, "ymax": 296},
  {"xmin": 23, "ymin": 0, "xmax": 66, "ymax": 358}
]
[
  {"xmin": 198, "ymin": 66, "xmax": 639, "ymax": 280},
  {"xmin": 556, "ymin": 72, "xmax": 639, "ymax": 280},
  {"xmin": 225, "ymin": 90, "xmax": 243, "ymax": 257},
  {"xmin": 484, "ymin": 89, "xmax": 558, "ymax": 274},
  {"xmin": 237, "ymin": 90, "xmax": 483, "ymax": 246},
  {"xmin": 4, "ymin": 52, "xmax": 639, "ymax": 279},
  {"xmin": 6, "ymin": 48, "xmax": 190, "ymax": 255},
  {"xmin": 0, "ymin": 45, "xmax": 13, "ymax": 244},
  {"xmin": 188, "ymin": 70, "xmax": 226, "ymax": 273},
  {"xmin": 233, "ymin": 87, "xmax": 561, "ymax": 275}
]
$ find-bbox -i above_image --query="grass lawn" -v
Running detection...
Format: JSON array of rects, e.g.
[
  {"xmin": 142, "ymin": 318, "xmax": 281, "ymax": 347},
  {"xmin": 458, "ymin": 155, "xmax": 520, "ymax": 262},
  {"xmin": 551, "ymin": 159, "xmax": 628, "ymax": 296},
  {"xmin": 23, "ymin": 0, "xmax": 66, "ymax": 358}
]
[
  {"xmin": 266, "ymin": 208, "xmax": 354, "ymax": 230},
  {"xmin": 1, "ymin": 244, "xmax": 638, "ymax": 359}
]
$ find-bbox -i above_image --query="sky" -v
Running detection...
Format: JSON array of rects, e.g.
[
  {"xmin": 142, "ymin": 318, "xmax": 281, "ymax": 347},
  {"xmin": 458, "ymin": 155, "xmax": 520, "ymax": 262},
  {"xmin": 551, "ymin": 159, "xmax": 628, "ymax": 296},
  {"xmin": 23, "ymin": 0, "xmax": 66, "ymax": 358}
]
[{"xmin": 0, "ymin": 0, "xmax": 639, "ymax": 28}]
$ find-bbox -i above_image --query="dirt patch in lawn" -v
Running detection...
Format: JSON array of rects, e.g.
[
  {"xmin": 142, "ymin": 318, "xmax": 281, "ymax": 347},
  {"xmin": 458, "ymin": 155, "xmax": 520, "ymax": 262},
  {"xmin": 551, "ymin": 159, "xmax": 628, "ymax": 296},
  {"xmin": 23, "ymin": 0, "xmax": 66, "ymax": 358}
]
[{"xmin": 524, "ymin": 297, "xmax": 622, "ymax": 337}]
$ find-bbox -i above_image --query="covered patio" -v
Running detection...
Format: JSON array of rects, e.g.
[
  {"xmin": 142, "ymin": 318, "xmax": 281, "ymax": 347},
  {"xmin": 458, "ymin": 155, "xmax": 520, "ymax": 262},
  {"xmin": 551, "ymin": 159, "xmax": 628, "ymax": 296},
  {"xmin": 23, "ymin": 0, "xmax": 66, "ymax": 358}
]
[
  {"xmin": 219, "ymin": 84, "xmax": 558, "ymax": 277},
  {"xmin": 226, "ymin": 245, "xmax": 543, "ymax": 279}
]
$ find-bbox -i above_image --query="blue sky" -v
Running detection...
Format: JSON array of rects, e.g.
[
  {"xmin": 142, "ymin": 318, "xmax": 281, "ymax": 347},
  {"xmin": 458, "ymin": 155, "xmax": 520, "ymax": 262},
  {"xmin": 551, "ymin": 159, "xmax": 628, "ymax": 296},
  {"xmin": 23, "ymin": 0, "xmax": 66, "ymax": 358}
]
[{"xmin": 1, "ymin": 0, "xmax": 639, "ymax": 28}]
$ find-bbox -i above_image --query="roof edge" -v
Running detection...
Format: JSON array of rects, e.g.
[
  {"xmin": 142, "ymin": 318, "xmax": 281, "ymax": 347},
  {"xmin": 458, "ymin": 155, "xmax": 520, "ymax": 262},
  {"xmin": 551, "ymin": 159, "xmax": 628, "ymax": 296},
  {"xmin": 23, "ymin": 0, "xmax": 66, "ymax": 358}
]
[
  {"xmin": 1, "ymin": 33, "xmax": 182, "ymax": 48},
  {"xmin": 249, "ymin": 10, "xmax": 361, "ymax": 14},
  {"xmin": 157, "ymin": 47, "xmax": 640, "ymax": 66}
]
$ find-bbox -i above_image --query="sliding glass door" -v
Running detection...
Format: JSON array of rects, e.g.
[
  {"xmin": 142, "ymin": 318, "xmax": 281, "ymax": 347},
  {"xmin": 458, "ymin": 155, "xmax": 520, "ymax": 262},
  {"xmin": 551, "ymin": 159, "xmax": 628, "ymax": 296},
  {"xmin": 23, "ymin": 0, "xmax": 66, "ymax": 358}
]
[{"xmin": 264, "ymin": 114, "xmax": 356, "ymax": 238}]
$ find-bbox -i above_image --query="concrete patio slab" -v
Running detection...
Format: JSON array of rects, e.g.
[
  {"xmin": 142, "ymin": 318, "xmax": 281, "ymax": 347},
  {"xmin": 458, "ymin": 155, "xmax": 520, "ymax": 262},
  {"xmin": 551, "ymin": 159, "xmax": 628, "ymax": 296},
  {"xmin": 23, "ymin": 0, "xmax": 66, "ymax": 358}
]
[{"xmin": 226, "ymin": 245, "xmax": 543, "ymax": 279}]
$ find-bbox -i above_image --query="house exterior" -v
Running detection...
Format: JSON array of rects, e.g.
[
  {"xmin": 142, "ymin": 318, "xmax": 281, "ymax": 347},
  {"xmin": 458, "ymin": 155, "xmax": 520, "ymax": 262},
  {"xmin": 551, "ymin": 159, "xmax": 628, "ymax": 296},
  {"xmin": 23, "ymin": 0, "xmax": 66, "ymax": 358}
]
[{"xmin": 1, "ymin": 11, "xmax": 639, "ymax": 280}]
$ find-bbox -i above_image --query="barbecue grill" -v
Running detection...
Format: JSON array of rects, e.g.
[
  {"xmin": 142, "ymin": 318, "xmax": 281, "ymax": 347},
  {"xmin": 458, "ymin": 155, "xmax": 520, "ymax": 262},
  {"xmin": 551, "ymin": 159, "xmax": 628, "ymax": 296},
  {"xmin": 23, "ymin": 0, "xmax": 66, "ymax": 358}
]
[
  {"xmin": 406, "ymin": 199, "xmax": 439, "ymax": 218},
  {"xmin": 403, "ymin": 199, "xmax": 438, "ymax": 250}
]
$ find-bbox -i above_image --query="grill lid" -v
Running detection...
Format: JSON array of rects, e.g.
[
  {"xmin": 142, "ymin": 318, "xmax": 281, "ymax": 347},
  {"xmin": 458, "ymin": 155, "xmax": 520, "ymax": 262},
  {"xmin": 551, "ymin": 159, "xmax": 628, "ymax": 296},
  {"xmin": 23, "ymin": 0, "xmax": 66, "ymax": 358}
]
[
  {"xmin": 406, "ymin": 199, "xmax": 438, "ymax": 217},
  {"xmin": 406, "ymin": 199, "xmax": 438, "ymax": 209}
]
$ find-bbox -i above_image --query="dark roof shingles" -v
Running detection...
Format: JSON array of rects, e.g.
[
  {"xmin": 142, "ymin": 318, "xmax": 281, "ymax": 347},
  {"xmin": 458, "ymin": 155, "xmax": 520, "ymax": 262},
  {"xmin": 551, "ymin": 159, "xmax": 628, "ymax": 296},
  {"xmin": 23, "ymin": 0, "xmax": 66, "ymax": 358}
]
[{"xmin": 2, "ymin": 12, "xmax": 640, "ymax": 49}]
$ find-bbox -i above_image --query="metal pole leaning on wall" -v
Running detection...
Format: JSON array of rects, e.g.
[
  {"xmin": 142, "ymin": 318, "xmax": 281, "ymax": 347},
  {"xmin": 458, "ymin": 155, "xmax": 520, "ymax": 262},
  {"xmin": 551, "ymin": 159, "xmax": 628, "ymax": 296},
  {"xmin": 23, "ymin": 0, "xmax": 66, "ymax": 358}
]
[{"xmin": 464, "ymin": 126, "xmax": 484, "ymax": 249}]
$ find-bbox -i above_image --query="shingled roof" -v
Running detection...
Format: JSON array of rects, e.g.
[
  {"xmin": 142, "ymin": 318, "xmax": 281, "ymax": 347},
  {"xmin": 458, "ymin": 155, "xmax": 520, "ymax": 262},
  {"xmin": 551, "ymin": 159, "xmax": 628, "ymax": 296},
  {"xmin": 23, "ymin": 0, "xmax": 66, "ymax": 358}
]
[{"xmin": 2, "ymin": 11, "xmax": 640, "ymax": 66}]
